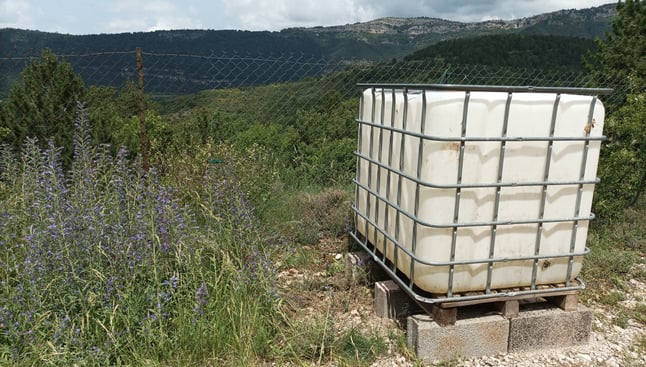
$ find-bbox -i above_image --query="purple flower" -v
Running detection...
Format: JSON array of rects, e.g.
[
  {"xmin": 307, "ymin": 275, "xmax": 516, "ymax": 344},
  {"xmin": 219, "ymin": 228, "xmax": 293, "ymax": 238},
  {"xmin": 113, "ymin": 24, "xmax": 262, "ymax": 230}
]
[
  {"xmin": 162, "ymin": 275, "xmax": 179, "ymax": 289},
  {"xmin": 193, "ymin": 282, "xmax": 208, "ymax": 317}
]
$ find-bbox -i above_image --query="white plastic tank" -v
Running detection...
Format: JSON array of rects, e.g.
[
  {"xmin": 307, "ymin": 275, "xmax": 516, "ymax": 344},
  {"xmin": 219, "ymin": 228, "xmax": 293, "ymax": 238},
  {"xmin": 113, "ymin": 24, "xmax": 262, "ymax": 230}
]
[{"xmin": 354, "ymin": 86, "xmax": 605, "ymax": 295}]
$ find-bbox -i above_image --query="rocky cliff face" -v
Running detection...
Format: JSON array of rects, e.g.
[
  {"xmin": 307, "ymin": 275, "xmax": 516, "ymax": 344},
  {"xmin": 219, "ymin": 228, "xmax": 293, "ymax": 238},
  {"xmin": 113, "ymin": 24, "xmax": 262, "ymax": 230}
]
[{"xmin": 292, "ymin": 3, "xmax": 616, "ymax": 37}]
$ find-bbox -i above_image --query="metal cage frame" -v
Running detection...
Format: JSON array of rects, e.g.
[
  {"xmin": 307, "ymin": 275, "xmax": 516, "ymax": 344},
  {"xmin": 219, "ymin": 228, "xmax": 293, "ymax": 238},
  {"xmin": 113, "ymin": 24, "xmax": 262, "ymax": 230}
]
[{"xmin": 350, "ymin": 83, "xmax": 612, "ymax": 307}]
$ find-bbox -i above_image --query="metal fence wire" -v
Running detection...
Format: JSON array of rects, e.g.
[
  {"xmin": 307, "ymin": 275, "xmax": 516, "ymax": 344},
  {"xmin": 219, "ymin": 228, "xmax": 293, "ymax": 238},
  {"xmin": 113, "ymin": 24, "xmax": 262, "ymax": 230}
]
[
  {"xmin": 0, "ymin": 50, "xmax": 626, "ymax": 124},
  {"xmin": 0, "ymin": 49, "xmax": 624, "ymax": 312}
]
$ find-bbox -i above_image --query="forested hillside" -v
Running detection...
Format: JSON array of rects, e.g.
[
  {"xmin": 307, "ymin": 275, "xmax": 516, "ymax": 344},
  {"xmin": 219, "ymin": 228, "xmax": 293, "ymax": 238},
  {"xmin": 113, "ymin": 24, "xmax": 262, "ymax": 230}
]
[
  {"xmin": 0, "ymin": 28, "xmax": 324, "ymax": 57},
  {"xmin": 405, "ymin": 34, "xmax": 596, "ymax": 69},
  {"xmin": 0, "ymin": 3, "xmax": 614, "ymax": 97},
  {"xmin": 1, "ymin": 4, "xmax": 614, "ymax": 60},
  {"xmin": 520, "ymin": 4, "xmax": 616, "ymax": 37}
]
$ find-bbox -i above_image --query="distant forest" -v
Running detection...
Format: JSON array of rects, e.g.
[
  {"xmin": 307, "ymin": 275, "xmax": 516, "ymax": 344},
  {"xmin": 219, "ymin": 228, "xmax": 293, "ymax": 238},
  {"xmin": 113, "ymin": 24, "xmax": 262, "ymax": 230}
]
[
  {"xmin": 405, "ymin": 34, "xmax": 596, "ymax": 69},
  {"xmin": 1, "ymin": 16, "xmax": 604, "ymax": 97},
  {"xmin": 0, "ymin": 28, "xmax": 324, "ymax": 57}
]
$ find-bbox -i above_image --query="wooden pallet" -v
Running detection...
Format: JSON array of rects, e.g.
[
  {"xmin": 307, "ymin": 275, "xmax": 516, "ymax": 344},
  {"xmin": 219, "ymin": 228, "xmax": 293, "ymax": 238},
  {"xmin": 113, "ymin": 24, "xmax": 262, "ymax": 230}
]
[
  {"xmin": 355, "ymin": 238, "xmax": 583, "ymax": 326},
  {"xmin": 421, "ymin": 285, "xmax": 581, "ymax": 326}
]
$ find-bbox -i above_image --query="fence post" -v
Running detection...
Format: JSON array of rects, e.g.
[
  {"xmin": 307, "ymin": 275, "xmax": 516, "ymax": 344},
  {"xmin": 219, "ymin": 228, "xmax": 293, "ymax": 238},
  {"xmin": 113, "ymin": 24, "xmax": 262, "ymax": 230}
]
[{"xmin": 136, "ymin": 47, "xmax": 149, "ymax": 172}]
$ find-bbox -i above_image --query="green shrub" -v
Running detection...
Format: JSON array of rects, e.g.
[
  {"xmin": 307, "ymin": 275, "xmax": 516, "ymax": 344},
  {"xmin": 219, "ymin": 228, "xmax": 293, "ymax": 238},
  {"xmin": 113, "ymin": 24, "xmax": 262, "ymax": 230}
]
[
  {"xmin": 594, "ymin": 93, "xmax": 646, "ymax": 220},
  {"xmin": 0, "ymin": 106, "xmax": 280, "ymax": 365}
]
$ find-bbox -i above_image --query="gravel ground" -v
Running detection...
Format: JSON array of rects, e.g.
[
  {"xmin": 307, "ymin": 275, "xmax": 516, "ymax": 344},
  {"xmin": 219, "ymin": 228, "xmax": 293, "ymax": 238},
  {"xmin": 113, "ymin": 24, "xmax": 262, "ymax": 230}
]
[
  {"xmin": 277, "ymin": 244, "xmax": 645, "ymax": 367},
  {"xmin": 369, "ymin": 311, "xmax": 645, "ymax": 367}
]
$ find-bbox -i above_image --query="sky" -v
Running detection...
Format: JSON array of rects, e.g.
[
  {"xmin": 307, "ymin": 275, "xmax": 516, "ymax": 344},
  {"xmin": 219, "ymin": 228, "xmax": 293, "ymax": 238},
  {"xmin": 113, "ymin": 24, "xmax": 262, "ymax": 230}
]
[{"xmin": 1, "ymin": 0, "xmax": 615, "ymax": 35}]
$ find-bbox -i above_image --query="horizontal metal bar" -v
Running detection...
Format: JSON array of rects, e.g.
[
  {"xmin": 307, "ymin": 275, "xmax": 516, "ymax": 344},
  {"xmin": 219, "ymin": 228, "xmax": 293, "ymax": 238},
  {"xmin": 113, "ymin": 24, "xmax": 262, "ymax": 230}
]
[
  {"xmin": 349, "ymin": 231, "xmax": 587, "ymax": 304},
  {"xmin": 354, "ymin": 154, "xmax": 600, "ymax": 189},
  {"xmin": 357, "ymin": 83, "xmax": 613, "ymax": 95},
  {"xmin": 351, "ymin": 208, "xmax": 590, "ymax": 267},
  {"xmin": 356, "ymin": 118, "xmax": 607, "ymax": 143},
  {"xmin": 353, "ymin": 181, "xmax": 596, "ymax": 228}
]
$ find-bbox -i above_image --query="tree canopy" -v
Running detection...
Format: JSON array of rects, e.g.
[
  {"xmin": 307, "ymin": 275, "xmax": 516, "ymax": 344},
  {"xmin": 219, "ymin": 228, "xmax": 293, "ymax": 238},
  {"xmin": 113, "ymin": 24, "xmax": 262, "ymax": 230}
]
[
  {"xmin": 405, "ymin": 34, "xmax": 596, "ymax": 70},
  {"xmin": 585, "ymin": 0, "xmax": 646, "ymax": 105},
  {"xmin": 587, "ymin": 0, "xmax": 646, "ymax": 219},
  {"xmin": 0, "ymin": 49, "xmax": 85, "ymax": 163}
]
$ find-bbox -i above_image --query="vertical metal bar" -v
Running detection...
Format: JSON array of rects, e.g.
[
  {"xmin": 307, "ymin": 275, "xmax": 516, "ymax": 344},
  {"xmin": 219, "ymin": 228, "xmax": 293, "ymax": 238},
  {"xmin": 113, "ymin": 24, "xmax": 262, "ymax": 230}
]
[
  {"xmin": 531, "ymin": 93, "xmax": 561, "ymax": 290},
  {"xmin": 386, "ymin": 88, "xmax": 397, "ymax": 269},
  {"xmin": 354, "ymin": 89, "xmax": 365, "ymax": 240},
  {"xmin": 567, "ymin": 96, "xmax": 598, "ymax": 286},
  {"xmin": 395, "ymin": 88, "xmax": 409, "ymax": 273},
  {"xmin": 373, "ymin": 88, "xmax": 386, "ymax": 254},
  {"xmin": 486, "ymin": 92, "xmax": 513, "ymax": 293},
  {"xmin": 364, "ymin": 88, "xmax": 377, "ymax": 253},
  {"xmin": 448, "ymin": 91, "xmax": 471, "ymax": 297},
  {"xmin": 409, "ymin": 90, "xmax": 428, "ymax": 289}
]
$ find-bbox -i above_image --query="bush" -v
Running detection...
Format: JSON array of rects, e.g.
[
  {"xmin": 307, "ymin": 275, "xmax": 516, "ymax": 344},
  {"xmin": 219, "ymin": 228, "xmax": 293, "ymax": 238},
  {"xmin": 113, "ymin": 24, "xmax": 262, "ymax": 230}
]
[
  {"xmin": 0, "ymin": 106, "xmax": 280, "ymax": 365},
  {"xmin": 594, "ymin": 92, "xmax": 646, "ymax": 220}
]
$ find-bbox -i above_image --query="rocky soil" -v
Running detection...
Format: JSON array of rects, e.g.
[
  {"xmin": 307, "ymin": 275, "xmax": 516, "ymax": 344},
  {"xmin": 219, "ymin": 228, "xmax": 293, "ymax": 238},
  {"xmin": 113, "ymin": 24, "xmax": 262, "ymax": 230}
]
[{"xmin": 276, "ymin": 238, "xmax": 646, "ymax": 367}]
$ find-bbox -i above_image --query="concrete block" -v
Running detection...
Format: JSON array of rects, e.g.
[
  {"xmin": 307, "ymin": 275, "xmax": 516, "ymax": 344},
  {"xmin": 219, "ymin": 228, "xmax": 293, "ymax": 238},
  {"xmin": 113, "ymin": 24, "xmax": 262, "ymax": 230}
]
[
  {"xmin": 407, "ymin": 313, "xmax": 509, "ymax": 362},
  {"xmin": 374, "ymin": 280, "xmax": 422, "ymax": 320},
  {"xmin": 508, "ymin": 304, "xmax": 592, "ymax": 352}
]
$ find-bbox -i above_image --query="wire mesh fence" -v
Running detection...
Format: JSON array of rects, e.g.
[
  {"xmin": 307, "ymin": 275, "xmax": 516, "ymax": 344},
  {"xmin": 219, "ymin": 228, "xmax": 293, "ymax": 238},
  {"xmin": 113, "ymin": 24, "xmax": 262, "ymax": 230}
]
[
  {"xmin": 0, "ymin": 47, "xmax": 638, "ymax": 220},
  {"xmin": 0, "ymin": 49, "xmax": 626, "ymax": 126}
]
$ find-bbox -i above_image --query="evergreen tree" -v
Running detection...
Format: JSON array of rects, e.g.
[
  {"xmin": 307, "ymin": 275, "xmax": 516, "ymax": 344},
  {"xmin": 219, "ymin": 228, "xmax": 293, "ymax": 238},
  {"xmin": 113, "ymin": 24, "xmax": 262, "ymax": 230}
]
[
  {"xmin": 585, "ymin": 0, "xmax": 646, "ymax": 219},
  {"xmin": 0, "ymin": 49, "xmax": 86, "ymax": 163},
  {"xmin": 585, "ymin": 0, "xmax": 645, "ymax": 108}
]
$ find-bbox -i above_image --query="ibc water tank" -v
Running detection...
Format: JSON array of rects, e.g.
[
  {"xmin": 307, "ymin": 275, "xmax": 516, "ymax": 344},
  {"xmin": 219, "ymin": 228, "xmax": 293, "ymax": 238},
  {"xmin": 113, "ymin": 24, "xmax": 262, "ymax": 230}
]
[{"xmin": 351, "ymin": 84, "xmax": 609, "ymax": 300}]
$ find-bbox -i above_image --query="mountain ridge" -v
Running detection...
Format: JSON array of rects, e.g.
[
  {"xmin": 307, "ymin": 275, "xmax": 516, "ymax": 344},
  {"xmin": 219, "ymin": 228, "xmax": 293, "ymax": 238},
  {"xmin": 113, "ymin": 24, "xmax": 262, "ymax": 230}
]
[
  {"xmin": 277, "ymin": 3, "xmax": 616, "ymax": 60},
  {"xmin": 0, "ymin": 3, "xmax": 617, "ymax": 96},
  {"xmin": 286, "ymin": 3, "xmax": 616, "ymax": 37},
  {"xmin": 1, "ymin": 3, "xmax": 616, "ymax": 56}
]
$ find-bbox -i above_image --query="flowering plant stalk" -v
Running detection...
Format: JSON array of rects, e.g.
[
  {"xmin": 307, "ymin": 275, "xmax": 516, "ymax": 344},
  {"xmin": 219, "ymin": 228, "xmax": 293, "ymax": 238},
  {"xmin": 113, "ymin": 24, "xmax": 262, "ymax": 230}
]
[{"xmin": 0, "ymin": 103, "xmax": 279, "ymax": 365}]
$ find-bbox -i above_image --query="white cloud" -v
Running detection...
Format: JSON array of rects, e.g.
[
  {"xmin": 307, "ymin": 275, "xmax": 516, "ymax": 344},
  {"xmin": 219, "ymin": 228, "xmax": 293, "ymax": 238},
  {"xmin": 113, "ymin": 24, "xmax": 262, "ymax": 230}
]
[
  {"xmin": 219, "ymin": 0, "xmax": 613, "ymax": 31},
  {"xmin": 222, "ymin": 0, "xmax": 284, "ymax": 30},
  {"xmin": 284, "ymin": 0, "xmax": 372, "ymax": 24},
  {"xmin": 1, "ymin": 0, "xmax": 616, "ymax": 34},
  {"xmin": 428, "ymin": 0, "xmax": 614, "ymax": 22},
  {"xmin": 103, "ymin": 0, "xmax": 202, "ymax": 33},
  {"xmin": 222, "ymin": 0, "xmax": 379, "ymax": 30},
  {"xmin": 0, "ymin": 0, "xmax": 37, "ymax": 29}
]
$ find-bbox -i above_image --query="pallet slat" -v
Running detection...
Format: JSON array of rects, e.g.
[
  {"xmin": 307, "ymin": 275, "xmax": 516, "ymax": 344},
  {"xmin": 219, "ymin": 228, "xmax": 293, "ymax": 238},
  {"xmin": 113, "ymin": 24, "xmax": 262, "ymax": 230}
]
[{"xmin": 427, "ymin": 286, "xmax": 581, "ymax": 326}]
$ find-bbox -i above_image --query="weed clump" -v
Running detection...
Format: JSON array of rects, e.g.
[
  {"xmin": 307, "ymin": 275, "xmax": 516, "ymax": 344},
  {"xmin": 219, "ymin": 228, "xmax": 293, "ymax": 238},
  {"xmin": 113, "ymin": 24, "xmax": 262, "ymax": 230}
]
[{"xmin": 288, "ymin": 189, "xmax": 352, "ymax": 244}]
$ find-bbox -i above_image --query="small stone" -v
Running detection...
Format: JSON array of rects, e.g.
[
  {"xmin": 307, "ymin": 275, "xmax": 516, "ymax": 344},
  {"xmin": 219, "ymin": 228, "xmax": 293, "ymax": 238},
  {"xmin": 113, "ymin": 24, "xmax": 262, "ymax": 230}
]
[
  {"xmin": 335, "ymin": 253, "xmax": 343, "ymax": 260},
  {"xmin": 576, "ymin": 353, "xmax": 592, "ymax": 362},
  {"xmin": 631, "ymin": 351, "xmax": 639, "ymax": 359}
]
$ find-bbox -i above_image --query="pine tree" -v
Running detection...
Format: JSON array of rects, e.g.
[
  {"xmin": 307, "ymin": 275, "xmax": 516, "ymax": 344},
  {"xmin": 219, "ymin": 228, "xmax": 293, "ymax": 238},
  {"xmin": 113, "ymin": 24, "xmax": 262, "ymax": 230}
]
[
  {"xmin": 585, "ymin": 0, "xmax": 645, "ymax": 108},
  {"xmin": 0, "ymin": 49, "xmax": 86, "ymax": 164},
  {"xmin": 585, "ymin": 0, "xmax": 646, "ymax": 219}
]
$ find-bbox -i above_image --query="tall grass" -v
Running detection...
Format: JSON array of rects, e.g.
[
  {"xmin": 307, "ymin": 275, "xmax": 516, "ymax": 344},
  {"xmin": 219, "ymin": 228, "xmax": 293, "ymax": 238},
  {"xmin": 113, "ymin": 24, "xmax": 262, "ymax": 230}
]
[
  {"xmin": 583, "ymin": 197, "xmax": 646, "ymax": 303},
  {"xmin": 0, "ymin": 104, "xmax": 280, "ymax": 365}
]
